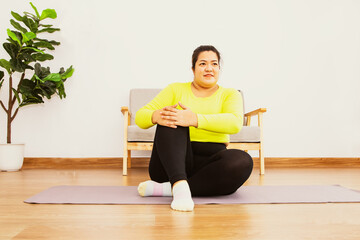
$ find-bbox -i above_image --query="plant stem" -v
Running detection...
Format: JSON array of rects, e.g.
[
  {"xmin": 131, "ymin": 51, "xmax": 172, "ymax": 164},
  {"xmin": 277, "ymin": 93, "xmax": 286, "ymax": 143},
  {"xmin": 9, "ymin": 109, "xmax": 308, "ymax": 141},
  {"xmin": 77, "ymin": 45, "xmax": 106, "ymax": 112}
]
[
  {"xmin": 11, "ymin": 72, "xmax": 25, "ymax": 106},
  {"xmin": 5, "ymin": 72, "xmax": 26, "ymax": 143},
  {"xmin": 11, "ymin": 107, "xmax": 19, "ymax": 122},
  {"xmin": 0, "ymin": 100, "xmax": 7, "ymax": 112},
  {"xmin": 7, "ymin": 74, "xmax": 13, "ymax": 144}
]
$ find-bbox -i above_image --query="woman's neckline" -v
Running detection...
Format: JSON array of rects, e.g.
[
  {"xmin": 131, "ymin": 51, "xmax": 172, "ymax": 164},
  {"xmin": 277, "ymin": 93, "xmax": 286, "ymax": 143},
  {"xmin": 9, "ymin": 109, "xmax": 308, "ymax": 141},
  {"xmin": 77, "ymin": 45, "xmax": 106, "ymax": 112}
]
[{"xmin": 189, "ymin": 82, "xmax": 220, "ymax": 99}]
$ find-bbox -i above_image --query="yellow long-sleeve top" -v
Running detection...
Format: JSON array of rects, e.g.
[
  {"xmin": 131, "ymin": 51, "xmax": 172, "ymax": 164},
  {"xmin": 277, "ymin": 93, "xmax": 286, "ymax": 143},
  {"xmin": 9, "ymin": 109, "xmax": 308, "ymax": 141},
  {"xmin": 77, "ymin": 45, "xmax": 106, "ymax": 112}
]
[{"xmin": 135, "ymin": 82, "xmax": 243, "ymax": 143}]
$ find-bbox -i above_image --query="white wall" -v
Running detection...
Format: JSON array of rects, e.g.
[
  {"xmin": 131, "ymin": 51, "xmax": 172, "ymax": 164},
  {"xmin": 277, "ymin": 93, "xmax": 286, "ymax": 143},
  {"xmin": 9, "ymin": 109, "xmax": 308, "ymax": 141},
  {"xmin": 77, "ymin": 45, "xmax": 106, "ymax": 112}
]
[{"xmin": 0, "ymin": 0, "xmax": 359, "ymax": 158}]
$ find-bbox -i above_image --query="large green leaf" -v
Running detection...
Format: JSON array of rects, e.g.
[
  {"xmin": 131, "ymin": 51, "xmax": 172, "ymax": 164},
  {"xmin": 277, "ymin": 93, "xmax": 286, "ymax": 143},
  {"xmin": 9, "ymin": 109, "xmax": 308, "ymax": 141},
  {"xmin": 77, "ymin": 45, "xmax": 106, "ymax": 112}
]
[
  {"xmin": 61, "ymin": 66, "xmax": 74, "ymax": 79},
  {"xmin": 33, "ymin": 38, "xmax": 60, "ymax": 50},
  {"xmin": 57, "ymin": 81, "xmax": 66, "ymax": 99},
  {"xmin": 14, "ymin": 31, "xmax": 23, "ymax": 44},
  {"xmin": 12, "ymin": 88, "xmax": 21, "ymax": 104},
  {"xmin": 7, "ymin": 29, "xmax": 21, "ymax": 46},
  {"xmin": 24, "ymin": 12, "xmax": 38, "ymax": 21},
  {"xmin": 30, "ymin": 2, "xmax": 40, "ymax": 18},
  {"xmin": 10, "ymin": 19, "xmax": 27, "ymax": 33},
  {"xmin": 34, "ymin": 74, "xmax": 42, "ymax": 82},
  {"xmin": 19, "ymin": 96, "xmax": 44, "ymax": 107},
  {"xmin": 33, "ymin": 41, "xmax": 55, "ymax": 50},
  {"xmin": 3, "ymin": 42, "xmax": 19, "ymax": 59},
  {"xmin": 41, "ymin": 81, "xmax": 57, "ymax": 98},
  {"xmin": 34, "ymin": 63, "xmax": 50, "ymax": 78},
  {"xmin": 22, "ymin": 16, "xmax": 38, "ymax": 32},
  {"xmin": 0, "ymin": 59, "xmax": 12, "ymax": 74},
  {"xmin": 21, "ymin": 52, "xmax": 35, "ymax": 63},
  {"xmin": 25, "ymin": 64, "xmax": 34, "ymax": 70},
  {"xmin": 38, "ymin": 81, "xmax": 57, "ymax": 99},
  {"xmin": 6, "ymin": 37, "xmax": 18, "ymax": 46},
  {"xmin": 0, "ymin": 71, "xmax": 4, "ymax": 80},
  {"xmin": 34, "ymin": 38, "xmax": 60, "ymax": 46},
  {"xmin": 42, "ymin": 73, "xmax": 61, "ymax": 82},
  {"xmin": 10, "ymin": 58, "xmax": 26, "ymax": 72},
  {"xmin": 32, "ymin": 53, "xmax": 54, "ymax": 62},
  {"xmin": 48, "ymin": 40, "xmax": 60, "ymax": 46},
  {"xmin": 40, "ymin": 9, "xmax": 57, "ymax": 20},
  {"xmin": 34, "ymin": 63, "xmax": 42, "ymax": 77},
  {"xmin": 18, "ymin": 78, "xmax": 44, "ymax": 106},
  {"xmin": 40, "ymin": 24, "xmax": 53, "ymax": 28},
  {"xmin": 11, "ymin": 11, "xmax": 23, "ymax": 21},
  {"xmin": 41, "ymin": 87, "xmax": 53, "ymax": 99},
  {"xmin": 23, "ymin": 47, "xmax": 45, "ymax": 54},
  {"xmin": 18, "ymin": 75, "xmax": 59, "ymax": 106},
  {"xmin": 19, "ymin": 79, "xmax": 36, "ymax": 94},
  {"xmin": 37, "ymin": 27, "xmax": 60, "ymax": 33},
  {"xmin": 22, "ymin": 32, "xmax": 36, "ymax": 43},
  {"xmin": 18, "ymin": 48, "xmax": 36, "ymax": 62}
]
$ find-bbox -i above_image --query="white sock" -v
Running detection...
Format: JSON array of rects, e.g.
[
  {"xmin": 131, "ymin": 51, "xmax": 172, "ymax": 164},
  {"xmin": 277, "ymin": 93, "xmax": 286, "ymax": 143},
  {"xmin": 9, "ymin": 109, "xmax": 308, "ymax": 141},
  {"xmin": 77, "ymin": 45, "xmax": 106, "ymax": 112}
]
[
  {"xmin": 138, "ymin": 180, "xmax": 172, "ymax": 197},
  {"xmin": 171, "ymin": 180, "xmax": 194, "ymax": 212}
]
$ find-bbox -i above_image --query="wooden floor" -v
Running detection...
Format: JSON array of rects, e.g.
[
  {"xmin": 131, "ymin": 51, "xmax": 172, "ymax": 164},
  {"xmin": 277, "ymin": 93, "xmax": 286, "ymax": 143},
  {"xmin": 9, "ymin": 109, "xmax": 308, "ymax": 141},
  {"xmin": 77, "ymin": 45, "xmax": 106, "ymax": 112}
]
[{"xmin": 1, "ymin": 166, "xmax": 360, "ymax": 240}]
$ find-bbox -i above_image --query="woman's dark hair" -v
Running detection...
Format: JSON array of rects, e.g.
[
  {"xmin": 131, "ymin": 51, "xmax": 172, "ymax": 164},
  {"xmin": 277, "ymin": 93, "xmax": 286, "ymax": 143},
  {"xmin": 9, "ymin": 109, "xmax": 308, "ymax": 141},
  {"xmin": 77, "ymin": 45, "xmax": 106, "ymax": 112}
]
[{"xmin": 192, "ymin": 45, "xmax": 221, "ymax": 70}]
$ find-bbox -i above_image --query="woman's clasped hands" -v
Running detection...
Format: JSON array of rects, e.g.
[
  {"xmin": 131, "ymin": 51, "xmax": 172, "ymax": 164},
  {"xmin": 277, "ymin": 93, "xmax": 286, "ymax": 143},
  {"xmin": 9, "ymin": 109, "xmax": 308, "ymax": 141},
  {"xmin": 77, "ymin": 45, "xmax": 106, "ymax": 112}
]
[{"xmin": 152, "ymin": 102, "xmax": 198, "ymax": 128}]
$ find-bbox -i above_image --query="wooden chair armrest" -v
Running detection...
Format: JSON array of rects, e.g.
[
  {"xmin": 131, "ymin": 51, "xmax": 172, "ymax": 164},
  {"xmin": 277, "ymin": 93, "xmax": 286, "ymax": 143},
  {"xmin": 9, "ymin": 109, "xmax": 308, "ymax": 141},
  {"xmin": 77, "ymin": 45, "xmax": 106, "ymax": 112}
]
[
  {"xmin": 121, "ymin": 106, "xmax": 129, "ymax": 115},
  {"xmin": 244, "ymin": 108, "xmax": 267, "ymax": 117},
  {"xmin": 121, "ymin": 106, "xmax": 131, "ymax": 126}
]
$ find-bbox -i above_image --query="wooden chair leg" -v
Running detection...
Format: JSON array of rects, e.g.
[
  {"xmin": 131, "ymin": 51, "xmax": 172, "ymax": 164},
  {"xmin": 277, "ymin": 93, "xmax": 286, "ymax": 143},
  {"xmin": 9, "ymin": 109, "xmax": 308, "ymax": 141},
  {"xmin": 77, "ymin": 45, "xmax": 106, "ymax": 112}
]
[
  {"xmin": 123, "ymin": 109, "xmax": 129, "ymax": 176},
  {"xmin": 123, "ymin": 145, "xmax": 128, "ymax": 176},
  {"xmin": 127, "ymin": 150, "xmax": 132, "ymax": 168},
  {"xmin": 259, "ymin": 147, "xmax": 265, "ymax": 175},
  {"xmin": 258, "ymin": 112, "xmax": 265, "ymax": 175}
]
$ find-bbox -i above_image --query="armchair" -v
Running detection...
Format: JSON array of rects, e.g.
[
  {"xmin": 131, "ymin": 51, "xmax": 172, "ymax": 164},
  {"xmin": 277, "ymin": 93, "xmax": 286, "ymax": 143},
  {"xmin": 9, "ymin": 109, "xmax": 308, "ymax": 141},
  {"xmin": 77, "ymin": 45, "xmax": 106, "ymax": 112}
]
[{"xmin": 121, "ymin": 89, "xmax": 266, "ymax": 175}]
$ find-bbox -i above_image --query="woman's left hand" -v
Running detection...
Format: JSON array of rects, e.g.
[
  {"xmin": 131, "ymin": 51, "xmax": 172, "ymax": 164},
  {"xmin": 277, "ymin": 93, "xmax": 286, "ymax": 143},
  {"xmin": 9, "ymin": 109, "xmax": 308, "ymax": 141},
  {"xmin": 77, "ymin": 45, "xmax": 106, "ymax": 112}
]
[{"xmin": 160, "ymin": 102, "xmax": 198, "ymax": 127}]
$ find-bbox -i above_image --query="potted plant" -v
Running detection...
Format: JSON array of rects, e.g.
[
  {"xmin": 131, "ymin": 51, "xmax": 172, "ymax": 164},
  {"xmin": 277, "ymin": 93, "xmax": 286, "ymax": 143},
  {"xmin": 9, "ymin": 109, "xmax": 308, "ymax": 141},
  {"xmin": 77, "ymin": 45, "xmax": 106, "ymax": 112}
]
[{"xmin": 0, "ymin": 2, "xmax": 74, "ymax": 171}]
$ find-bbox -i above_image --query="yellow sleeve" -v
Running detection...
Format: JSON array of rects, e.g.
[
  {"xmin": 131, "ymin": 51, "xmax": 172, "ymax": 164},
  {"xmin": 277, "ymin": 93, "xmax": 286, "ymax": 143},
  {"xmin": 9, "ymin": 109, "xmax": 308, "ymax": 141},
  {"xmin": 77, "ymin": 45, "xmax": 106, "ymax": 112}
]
[
  {"xmin": 197, "ymin": 89, "xmax": 243, "ymax": 134},
  {"xmin": 135, "ymin": 84, "xmax": 175, "ymax": 129}
]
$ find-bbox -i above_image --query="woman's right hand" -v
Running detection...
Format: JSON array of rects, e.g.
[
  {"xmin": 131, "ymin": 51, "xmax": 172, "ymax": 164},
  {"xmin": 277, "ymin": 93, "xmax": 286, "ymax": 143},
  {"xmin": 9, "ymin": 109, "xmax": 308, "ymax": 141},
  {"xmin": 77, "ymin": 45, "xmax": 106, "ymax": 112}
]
[{"xmin": 152, "ymin": 104, "xmax": 178, "ymax": 128}]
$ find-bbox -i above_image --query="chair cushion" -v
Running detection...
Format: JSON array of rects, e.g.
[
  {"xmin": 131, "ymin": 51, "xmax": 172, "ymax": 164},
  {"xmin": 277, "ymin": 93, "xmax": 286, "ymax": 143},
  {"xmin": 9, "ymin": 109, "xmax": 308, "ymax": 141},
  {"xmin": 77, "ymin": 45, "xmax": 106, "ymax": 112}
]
[
  {"xmin": 128, "ymin": 125, "xmax": 156, "ymax": 142},
  {"xmin": 229, "ymin": 126, "xmax": 261, "ymax": 142},
  {"xmin": 127, "ymin": 125, "xmax": 260, "ymax": 143}
]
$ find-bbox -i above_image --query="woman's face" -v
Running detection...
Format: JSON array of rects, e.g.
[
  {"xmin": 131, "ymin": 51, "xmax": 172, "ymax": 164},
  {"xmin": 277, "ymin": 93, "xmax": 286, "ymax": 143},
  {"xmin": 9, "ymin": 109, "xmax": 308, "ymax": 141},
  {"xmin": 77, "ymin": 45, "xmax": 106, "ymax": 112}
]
[{"xmin": 192, "ymin": 51, "xmax": 220, "ymax": 89}]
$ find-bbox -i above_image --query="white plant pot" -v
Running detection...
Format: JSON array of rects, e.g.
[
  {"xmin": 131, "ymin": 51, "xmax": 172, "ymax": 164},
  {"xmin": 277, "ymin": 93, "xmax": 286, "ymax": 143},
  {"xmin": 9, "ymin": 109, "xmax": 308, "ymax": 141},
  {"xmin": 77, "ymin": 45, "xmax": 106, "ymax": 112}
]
[{"xmin": 0, "ymin": 144, "xmax": 25, "ymax": 171}]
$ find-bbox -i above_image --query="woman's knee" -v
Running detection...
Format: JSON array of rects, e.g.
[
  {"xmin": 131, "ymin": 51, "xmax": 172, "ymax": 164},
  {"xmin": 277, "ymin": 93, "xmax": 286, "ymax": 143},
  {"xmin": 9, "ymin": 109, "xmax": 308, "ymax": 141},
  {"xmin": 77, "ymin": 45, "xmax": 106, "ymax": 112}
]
[
  {"xmin": 221, "ymin": 149, "xmax": 253, "ymax": 175},
  {"xmin": 156, "ymin": 125, "xmax": 189, "ymax": 133},
  {"xmin": 221, "ymin": 149, "xmax": 253, "ymax": 194},
  {"xmin": 149, "ymin": 165, "xmax": 169, "ymax": 183},
  {"xmin": 155, "ymin": 125, "xmax": 189, "ymax": 140},
  {"xmin": 226, "ymin": 149, "xmax": 253, "ymax": 165}
]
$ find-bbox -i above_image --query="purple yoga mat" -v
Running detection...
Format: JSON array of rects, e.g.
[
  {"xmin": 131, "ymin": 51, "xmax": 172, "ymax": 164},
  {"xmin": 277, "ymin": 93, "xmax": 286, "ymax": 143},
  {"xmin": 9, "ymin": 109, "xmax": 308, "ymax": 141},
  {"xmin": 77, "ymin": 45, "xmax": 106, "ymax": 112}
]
[{"xmin": 24, "ymin": 185, "xmax": 360, "ymax": 205}]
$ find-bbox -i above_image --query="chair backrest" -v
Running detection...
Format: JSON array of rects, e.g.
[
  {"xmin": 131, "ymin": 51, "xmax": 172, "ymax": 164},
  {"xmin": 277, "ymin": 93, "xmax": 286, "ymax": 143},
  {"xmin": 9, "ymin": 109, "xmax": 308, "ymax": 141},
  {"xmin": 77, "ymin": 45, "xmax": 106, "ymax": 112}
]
[
  {"xmin": 129, "ymin": 89, "xmax": 162, "ymax": 125},
  {"xmin": 238, "ymin": 90, "xmax": 245, "ymax": 124},
  {"xmin": 129, "ymin": 88, "xmax": 245, "ymax": 125}
]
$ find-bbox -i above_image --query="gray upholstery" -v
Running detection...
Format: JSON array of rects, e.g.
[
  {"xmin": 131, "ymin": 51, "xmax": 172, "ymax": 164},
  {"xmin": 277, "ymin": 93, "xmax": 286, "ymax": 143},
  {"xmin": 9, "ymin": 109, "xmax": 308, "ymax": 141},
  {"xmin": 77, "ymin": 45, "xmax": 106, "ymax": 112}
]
[
  {"xmin": 127, "ymin": 125, "xmax": 156, "ymax": 142},
  {"xmin": 127, "ymin": 88, "xmax": 260, "ymax": 143},
  {"xmin": 229, "ymin": 126, "xmax": 260, "ymax": 142},
  {"xmin": 130, "ymin": 89, "xmax": 162, "ymax": 125}
]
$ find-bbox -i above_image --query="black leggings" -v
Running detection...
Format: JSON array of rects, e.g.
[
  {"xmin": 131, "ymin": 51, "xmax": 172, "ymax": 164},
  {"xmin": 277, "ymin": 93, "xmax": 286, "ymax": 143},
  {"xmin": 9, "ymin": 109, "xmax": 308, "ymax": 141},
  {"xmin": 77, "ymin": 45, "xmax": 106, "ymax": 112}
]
[{"xmin": 148, "ymin": 125, "xmax": 253, "ymax": 196}]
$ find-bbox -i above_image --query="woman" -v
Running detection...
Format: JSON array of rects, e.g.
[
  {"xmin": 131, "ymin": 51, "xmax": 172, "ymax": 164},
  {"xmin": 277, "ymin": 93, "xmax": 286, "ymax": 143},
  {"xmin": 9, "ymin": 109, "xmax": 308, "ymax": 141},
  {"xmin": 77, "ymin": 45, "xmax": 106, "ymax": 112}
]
[{"xmin": 135, "ymin": 45, "xmax": 253, "ymax": 212}]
